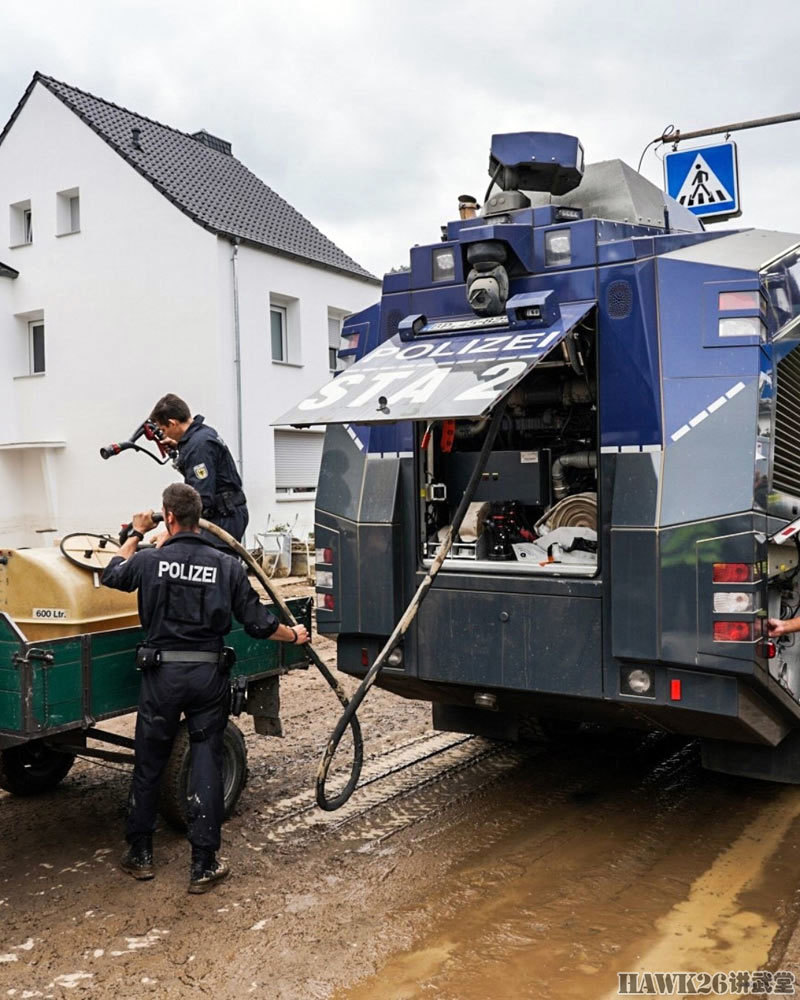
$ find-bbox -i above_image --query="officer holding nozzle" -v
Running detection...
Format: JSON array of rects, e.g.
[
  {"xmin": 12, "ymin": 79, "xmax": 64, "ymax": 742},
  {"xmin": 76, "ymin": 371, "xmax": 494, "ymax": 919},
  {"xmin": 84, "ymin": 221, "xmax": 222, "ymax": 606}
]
[{"xmin": 102, "ymin": 482, "xmax": 308, "ymax": 893}]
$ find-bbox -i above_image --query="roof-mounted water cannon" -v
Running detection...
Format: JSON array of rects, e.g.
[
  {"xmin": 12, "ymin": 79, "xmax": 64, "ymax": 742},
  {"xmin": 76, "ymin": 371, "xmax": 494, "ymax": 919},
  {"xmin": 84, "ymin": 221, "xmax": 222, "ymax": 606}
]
[
  {"xmin": 488, "ymin": 131, "xmax": 584, "ymax": 197},
  {"xmin": 465, "ymin": 132, "xmax": 586, "ymax": 319}
]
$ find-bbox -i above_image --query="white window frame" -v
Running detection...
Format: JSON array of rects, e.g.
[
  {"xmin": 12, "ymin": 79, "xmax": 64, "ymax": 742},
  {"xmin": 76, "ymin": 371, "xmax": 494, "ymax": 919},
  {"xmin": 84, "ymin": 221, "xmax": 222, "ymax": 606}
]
[
  {"xmin": 274, "ymin": 429, "xmax": 324, "ymax": 497},
  {"xmin": 9, "ymin": 200, "xmax": 33, "ymax": 247},
  {"xmin": 28, "ymin": 320, "xmax": 45, "ymax": 374},
  {"xmin": 56, "ymin": 187, "xmax": 80, "ymax": 236},
  {"xmin": 328, "ymin": 314, "xmax": 342, "ymax": 372},
  {"xmin": 270, "ymin": 304, "xmax": 288, "ymax": 362}
]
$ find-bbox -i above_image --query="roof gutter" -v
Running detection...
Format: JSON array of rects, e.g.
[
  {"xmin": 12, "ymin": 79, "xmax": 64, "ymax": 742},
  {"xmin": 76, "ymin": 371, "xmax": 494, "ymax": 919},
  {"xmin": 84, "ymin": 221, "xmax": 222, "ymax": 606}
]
[{"xmin": 231, "ymin": 238, "xmax": 244, "ymax": 483}]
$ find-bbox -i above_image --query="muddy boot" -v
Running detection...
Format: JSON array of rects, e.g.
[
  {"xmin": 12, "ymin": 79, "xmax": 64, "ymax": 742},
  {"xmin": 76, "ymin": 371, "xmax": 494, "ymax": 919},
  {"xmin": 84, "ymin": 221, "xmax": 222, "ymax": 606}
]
[
  {"xmin": 120, "ymin": 835, "xmax": 154, "ymax": 880},
  {"xmin": 188, "ymin": 849, "xmax": 229, "ymax": 894}
]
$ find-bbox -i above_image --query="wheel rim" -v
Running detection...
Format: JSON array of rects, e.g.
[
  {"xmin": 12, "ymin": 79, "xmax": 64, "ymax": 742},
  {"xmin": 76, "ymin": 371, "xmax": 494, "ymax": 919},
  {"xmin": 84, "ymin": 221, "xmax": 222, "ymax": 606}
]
[{"xmin": 17, "ymin": 744, "xmax": 70, "ymax": 779}]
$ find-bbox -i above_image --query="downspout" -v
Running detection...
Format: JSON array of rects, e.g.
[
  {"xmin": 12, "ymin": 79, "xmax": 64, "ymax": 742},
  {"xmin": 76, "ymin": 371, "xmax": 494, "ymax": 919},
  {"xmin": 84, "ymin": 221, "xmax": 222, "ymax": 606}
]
[{"xmin": 231, "ymin": 238, "xmax": 244, "ymax": 479}]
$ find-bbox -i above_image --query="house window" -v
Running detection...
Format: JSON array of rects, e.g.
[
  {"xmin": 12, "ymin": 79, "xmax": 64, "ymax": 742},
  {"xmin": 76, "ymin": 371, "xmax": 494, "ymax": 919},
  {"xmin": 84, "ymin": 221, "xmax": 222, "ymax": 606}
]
[
  {"xmin": 57, "ymin": 188, "xmax": 80, "ymax": 235},
  {"xmin": 271, "ymin": 304, "xmax": 287, "ymax": 361},
  {"xmin": 328, "ymin": 314, "xmax": 342, "ymax": 372},
  {"xmin": 10, "ymin": 200, "xmax": 32, "ymax": 246},
  {"xmin": 29, "ymin": 321, "xmax": 45, "ymax": 374},
  {"xmin": 274, "ymin": 430, "xmax": 324, "ymax": 495}
]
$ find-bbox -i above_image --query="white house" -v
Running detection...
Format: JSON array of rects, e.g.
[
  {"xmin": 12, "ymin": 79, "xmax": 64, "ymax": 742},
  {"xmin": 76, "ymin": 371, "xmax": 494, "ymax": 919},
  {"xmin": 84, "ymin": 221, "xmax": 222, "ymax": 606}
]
[{"xmin": 0, "ymin": 72, "xmax": 379, "ymax": 549}]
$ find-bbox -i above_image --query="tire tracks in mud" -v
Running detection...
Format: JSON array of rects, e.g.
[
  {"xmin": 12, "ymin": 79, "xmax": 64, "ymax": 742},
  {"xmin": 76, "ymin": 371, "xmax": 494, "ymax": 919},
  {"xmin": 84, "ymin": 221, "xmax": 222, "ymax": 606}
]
[{"xmin": 242, "ymin": 732, "xmax": 531, "ymax": 848}]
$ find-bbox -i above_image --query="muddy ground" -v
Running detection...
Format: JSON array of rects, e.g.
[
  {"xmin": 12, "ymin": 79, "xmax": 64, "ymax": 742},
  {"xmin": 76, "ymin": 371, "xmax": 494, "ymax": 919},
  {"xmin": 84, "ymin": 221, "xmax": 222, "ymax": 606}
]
[{"xmin": 3, "ymin": 580, "xmax": 800, "ymax": 999}]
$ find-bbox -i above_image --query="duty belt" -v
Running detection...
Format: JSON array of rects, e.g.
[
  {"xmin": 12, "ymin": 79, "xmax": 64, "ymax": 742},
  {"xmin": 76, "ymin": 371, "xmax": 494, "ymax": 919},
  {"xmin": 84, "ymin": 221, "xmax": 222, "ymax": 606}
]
[{"xmin": 159, "ymin": 650, "xmax": 221, "ymax": 664}]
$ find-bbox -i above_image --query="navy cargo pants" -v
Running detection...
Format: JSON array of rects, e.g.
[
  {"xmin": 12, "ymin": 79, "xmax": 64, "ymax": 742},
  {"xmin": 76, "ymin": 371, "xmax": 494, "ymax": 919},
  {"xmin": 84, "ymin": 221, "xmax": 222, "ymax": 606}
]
[{"xmin": 127, "ymin": 660, "xmax": 229, "ymax": 851}]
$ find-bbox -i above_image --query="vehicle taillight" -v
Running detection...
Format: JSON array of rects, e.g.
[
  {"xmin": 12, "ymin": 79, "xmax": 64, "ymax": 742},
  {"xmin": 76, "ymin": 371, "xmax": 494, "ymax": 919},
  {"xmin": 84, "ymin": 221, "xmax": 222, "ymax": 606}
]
[
  {"xmin": 316, "ymin": 547, "xmax": 334, "ymax": 565},
  {"xmin": 712, "ymin": 563, "xmax": 753, "ymax": 583},
  {"xmin": 757, "ymin": 639, "xmax": 777, "ymax": 659},
  {"xmin": 719, "ymin": 290, "xmax": 761, "ymax": 311},
  {"xmin": 713, "ymin": 621, "xmax": 755, "ymax": 642},
  {"xmin": 316, "ymin": 593, "xmax": 335, "ymax": 611},
  {"xmin": 713, "ymin": 592, "xmax": 755, "ymax": 613}
]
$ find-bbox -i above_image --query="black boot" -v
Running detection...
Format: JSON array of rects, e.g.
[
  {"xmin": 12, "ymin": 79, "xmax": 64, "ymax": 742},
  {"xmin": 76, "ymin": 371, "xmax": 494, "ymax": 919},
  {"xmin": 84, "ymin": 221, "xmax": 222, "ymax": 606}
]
[
  {"xmin": 120, "ymin": 835, "xmax": 154, "ymax": 880},
  {"xmin": 188, "ymin": 848, "xmax": 229, "ymax": 894}
]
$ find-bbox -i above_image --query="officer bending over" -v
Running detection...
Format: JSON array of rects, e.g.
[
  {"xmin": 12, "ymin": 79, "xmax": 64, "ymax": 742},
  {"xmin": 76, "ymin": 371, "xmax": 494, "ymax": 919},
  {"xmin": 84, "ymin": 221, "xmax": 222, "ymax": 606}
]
[
  {"xmin": 150, "ymin": 393, "xmax": 249, "ymax": 542},
  {"xmin": 102, "ymin": 482, "xmax": 309, "ymax": 893}
]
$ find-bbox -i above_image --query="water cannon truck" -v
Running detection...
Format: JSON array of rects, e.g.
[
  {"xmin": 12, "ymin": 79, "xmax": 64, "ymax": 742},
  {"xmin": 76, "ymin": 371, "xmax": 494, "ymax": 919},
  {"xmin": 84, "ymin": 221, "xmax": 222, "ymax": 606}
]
[{"xmin": 278, "ymin": 131, "xmax": 800, "ymax": 783}]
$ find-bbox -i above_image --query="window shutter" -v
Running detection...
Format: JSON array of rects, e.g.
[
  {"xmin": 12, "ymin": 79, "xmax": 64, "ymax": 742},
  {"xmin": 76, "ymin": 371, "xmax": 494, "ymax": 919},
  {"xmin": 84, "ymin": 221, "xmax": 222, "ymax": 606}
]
[{"xmin": 274, "ymin": 431, "xmax": 324, "ymax": 490}]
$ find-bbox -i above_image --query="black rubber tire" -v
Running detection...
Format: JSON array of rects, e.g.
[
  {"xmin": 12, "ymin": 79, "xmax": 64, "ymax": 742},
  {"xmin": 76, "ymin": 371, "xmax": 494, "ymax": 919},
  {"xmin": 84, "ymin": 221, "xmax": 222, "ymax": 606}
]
[
  {"xmin": 158, "ymin": 719, "xmax": 248, "ymax": 831},
  {"xmin": 0, "ymin": 742, "xmax": 76, "ymax": 796}
]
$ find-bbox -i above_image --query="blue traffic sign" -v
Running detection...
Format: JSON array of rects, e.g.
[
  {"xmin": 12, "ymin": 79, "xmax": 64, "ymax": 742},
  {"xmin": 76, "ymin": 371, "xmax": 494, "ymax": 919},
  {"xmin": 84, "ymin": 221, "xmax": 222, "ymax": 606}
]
[{"xmin": 664, "ymin": 141, "xmax": 741, "ymax": 220}]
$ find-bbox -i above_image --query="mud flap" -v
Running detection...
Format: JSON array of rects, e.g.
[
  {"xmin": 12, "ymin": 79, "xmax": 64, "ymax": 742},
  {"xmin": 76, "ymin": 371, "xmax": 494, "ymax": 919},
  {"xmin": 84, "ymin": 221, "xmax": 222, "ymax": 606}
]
[{"xmin": 702, "ymin": 730, "xmax": 800, "ymax": 784}]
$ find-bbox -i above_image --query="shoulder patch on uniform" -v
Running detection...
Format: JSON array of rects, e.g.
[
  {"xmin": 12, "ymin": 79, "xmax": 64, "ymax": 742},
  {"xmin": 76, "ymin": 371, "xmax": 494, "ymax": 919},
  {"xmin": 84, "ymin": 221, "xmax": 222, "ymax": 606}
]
[{"xmin": 194, "ymin": 463, "xmax": 209, "ymax": 480}]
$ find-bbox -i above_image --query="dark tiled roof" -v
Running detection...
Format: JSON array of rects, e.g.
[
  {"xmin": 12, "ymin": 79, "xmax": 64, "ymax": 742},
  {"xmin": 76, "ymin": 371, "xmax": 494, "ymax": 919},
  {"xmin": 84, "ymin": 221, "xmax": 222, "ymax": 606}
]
[{"xmin": 0, "ymin": 73, "xmax": 377, "ymax": 283}]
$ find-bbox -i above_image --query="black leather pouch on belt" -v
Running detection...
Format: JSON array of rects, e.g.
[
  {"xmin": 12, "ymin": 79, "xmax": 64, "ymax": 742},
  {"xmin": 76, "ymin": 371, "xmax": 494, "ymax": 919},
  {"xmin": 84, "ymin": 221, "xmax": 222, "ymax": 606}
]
[
  {"xmin": 220, "ymin": 646, "xmax": 237, "ymax": 674},
  {"xmin": 135, "ymin": 645, "xmax": 161, "ymax": 672},
  {"xmin": 216, "ymin": 490, "xmax": 245, "ymax": 516}
]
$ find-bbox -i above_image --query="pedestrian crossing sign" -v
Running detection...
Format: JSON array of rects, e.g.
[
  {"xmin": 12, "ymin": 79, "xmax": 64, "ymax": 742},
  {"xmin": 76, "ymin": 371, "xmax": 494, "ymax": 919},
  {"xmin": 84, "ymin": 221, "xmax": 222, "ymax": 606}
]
[{"xmin": 664, "ymin": 141, "xmax": 741, "ymax": 221}]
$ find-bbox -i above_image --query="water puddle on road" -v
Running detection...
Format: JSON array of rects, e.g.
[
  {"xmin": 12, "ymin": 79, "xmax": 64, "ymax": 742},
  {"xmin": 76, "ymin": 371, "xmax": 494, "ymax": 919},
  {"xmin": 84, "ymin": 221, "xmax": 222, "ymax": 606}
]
[{"xmin": 335, "ymin": 739, "xmax": 800, "ymax": 1000}]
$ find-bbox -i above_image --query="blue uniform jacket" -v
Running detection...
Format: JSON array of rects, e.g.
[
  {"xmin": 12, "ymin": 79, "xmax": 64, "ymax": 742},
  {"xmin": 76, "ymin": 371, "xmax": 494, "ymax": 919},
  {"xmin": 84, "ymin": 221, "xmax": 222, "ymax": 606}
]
[
  {"xmin": 101, "ymin": 532, "xmax": 278, "ymax": 651},
  {"xmin": 176, "ymin": 416, "xmax": 244, "ymax": 518}
]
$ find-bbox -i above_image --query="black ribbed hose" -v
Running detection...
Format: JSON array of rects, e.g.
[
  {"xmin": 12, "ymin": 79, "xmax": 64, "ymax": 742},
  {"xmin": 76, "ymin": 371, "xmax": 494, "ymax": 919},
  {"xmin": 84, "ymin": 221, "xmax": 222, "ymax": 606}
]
[
  {"xmin": 315, "ymin": 400, "xmax": 508, "ymax": 811},
  {"xmin": 198, "ymin": 518, "xmax": 365, "ymax": 806}
]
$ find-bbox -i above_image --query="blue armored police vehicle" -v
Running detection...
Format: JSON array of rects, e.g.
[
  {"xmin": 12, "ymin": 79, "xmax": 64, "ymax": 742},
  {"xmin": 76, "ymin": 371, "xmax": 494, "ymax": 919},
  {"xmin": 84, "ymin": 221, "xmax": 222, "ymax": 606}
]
[{"xmin": 278, "ymin": 132, "xmax": 800, "ymax": 783}]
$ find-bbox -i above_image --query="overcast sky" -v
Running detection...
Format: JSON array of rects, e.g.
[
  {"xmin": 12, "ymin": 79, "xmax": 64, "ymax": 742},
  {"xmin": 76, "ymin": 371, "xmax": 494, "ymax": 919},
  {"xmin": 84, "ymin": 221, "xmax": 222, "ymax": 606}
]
[{"xmin": 2, "ymin": 0, "xmax": 800, "ymax": 279}]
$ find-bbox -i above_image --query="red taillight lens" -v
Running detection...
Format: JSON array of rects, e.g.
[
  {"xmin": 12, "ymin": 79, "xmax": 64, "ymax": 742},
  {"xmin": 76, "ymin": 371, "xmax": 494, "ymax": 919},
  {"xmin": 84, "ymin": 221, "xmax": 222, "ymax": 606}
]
[
  {"xmin": 316, "ymin": 547, "xmax": 334, "ymax": 565},
  {"xmin": 714, "ymin": 621, "xmax": 755, "ymax": 642},
  {"xmin": 670, "ymin": 678, "xmax": 682, "ymax": 701},
  {"xmin": 758, "ymin": 639, "xmax": 777, "ymax": 659},
  {"xmin": 719, "ymin": 290, "xmax": 760, "ymax": 311},
  {"xmin": 712, "ymin": 563, "xmax": 753, "ymax": 583},
  {"xmin": 324, "ymin": 594, "xmax": 335, "ymax": 610},
  {"xmin": 361, "ymin": 648, "xmax": 369, "ymax": 666}
]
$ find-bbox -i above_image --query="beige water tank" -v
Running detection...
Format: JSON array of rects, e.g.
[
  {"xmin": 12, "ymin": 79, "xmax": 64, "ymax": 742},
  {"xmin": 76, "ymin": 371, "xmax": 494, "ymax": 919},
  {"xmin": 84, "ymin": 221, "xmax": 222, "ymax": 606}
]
[{"xmin": 0, "ymin": 545, "xmax": 139, "ymax": 641}]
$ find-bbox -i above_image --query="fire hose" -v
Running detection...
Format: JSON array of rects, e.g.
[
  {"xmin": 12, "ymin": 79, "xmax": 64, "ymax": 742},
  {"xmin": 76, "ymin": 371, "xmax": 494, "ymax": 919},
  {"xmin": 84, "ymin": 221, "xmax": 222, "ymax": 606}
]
[
  {"xmin": 197, "ymin": 518, "xmax": 365, "ymax": 810},
  {"xmin": 127, "ymin": 402, "xmax": 506, "ymax": 810},
  {"xmin": 313, "ymin": 400, "xmax": 508, "ymax": 811}
]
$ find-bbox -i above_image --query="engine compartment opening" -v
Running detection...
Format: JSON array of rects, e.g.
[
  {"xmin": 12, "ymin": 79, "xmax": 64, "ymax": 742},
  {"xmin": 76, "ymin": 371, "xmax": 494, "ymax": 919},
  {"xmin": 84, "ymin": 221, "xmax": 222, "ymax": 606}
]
[{"xmin": 418, "ymin": 313, "xmax": 599, "ymax": 576}]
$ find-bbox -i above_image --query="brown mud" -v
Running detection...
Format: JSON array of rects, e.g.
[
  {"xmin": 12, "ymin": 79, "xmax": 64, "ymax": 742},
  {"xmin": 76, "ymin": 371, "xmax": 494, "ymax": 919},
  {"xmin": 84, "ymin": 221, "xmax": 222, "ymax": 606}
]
[{"xmin": 2, "ymin": 583, "xmax": 800, "ymax": 999}]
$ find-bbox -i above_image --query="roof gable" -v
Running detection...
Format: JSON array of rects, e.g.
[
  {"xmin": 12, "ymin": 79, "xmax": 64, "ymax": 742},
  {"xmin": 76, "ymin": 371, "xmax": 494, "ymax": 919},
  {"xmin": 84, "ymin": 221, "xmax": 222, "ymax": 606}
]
[{"xmin": 0, "ymin": 72, "xmax": 377, "ymax": 283}]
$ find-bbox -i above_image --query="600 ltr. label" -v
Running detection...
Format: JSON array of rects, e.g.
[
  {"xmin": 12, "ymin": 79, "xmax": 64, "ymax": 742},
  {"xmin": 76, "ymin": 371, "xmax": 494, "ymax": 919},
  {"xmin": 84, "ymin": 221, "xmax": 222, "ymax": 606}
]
[{"xmin": 32, "ymin": 608, "xmax": 67, "ymax": 620}]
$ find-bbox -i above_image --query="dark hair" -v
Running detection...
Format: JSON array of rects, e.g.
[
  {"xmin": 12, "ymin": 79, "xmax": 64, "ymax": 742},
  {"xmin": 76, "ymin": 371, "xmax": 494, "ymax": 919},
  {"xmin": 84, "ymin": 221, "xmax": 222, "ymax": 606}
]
[
  {"xmin": 150, "ymin": 393, "xmax": 191, "ymax": 425},
  {"xmin": 162, "ymin": 482, "xmax": 202, "ymax": 528}
]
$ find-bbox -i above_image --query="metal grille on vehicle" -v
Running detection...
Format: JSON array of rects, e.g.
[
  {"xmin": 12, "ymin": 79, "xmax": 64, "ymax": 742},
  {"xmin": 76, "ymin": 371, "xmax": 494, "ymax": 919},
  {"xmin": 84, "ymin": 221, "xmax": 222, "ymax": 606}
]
[
  {"xmin": 606, "ymin": 280, "xmax": 633, "ymax": 320},
  {"xmin": 774, "ymin": 343, "xmax": 800, "ymax": 497}
]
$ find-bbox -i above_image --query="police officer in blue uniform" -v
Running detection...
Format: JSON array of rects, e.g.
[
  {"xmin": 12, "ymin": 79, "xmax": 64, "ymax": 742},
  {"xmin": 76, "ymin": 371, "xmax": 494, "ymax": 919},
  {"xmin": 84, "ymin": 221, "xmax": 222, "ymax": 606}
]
[
  {"xmin": 149, "ymin": 393, "xmax": 249, "ymax": 542},
  {"xmin": 102, "ymin": 482, "xmax": 309, "ymax": 892}
]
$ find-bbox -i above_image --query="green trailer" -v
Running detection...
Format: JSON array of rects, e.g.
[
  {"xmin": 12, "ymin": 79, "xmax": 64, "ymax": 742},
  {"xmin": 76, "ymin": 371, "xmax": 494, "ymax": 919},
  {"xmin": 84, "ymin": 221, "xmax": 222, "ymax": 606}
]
[{"xmin": 0, "ymin": 597, "xmax": 311, "ymax": 825}]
